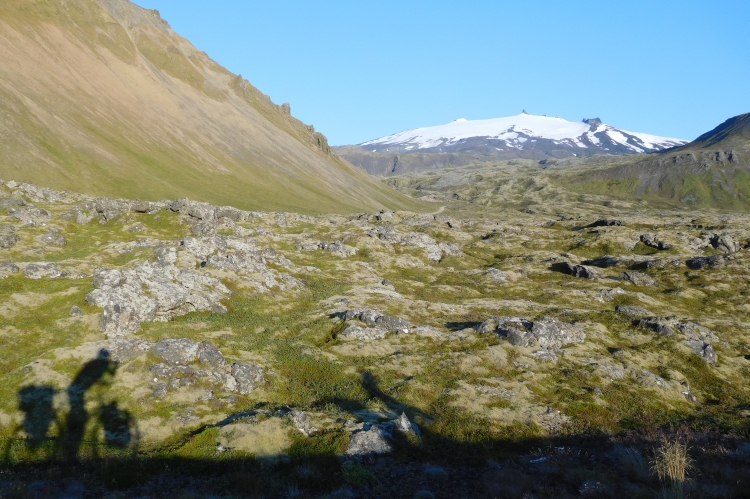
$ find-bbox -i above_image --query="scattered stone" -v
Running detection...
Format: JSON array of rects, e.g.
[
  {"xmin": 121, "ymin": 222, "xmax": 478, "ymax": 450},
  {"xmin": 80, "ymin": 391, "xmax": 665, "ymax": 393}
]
[
  {"xmin": 290, "ymin": 410, "xmax": 318, "ymax": 436},
  {"xmin": 677, "ymin": 321, "xmax": 718, "ymax": 364},
  {"xmin": 0, "ymin": 196, "xmax": 26, "ymax": 208},
  {"xmin": 0, "ymin": 261, "xmax": 20, "ymax": 276},
  {"xmin": 343, "ymin": 309, "xmax": 410, "ymax": 333},
  {"xmin": 0, "ymin": 234, "xmax": 19, "ymax": 249},
  {"xmin": 621, "ymin": 271, "xmax": 658, "ymax": 287},
  {"xmin": 583, "ymin": 255, "xmax": 619, "ymax": 268},
  {"xmin": 231, "ymin": 363, "xmax": 265, "ymax": 395},
  {"xmin": 709, "ymin": 233, "xmax": 741, "ymax": 254},
  {"xmin": 686, "ymin": 255, "xmax": 727, "ymax": 270},
  {"xmin": 392, "ymin": 412, "xmax": 420, "ymax": 435},
  {"xmin": 640, "ymin": 234, "xmax": 673, "ymax": 250},
  {"xmin": 615, "ymin": 305, "xmax": 654, "ymax": 318},
  {"xmin": 634, "ymin": 369, "xmax": 669, "ymax": 390},
  {"xmin": 599, "ymin": 287, "xmax": 627, "ymax": 301},
  {"xmin": 340, "ymin": 325, "xmax": 388, "ymax": 341},
  {"xmin": 587, "ymin": 219, "xmax": 622, "ymax": 228},
  {"xmin": 635, "ymin": 318, "xmax": 676, "ymax": 336},
  {"xmin": 70, "ymin": 305, "xmax": 84, "ymax": 317},
  {"xmin": 109, "ymin": 338, "xmax": 154, "ymax": 363},
  {"xmin": 483, "ymin": 268, "xmax": 507, "ymax": 284},
  {"xmin": 85, "ymin": 261, "xmax": 230, "ymax": 337},
  {"xmin": 39, "ymin": 231, "xmax": 67, "ymax": 247},
  {"xmin": 152, "ymin": 338, "xmax": 201, "ymax": 365},
  {"xmin": 25, "ymin": 262, "xmax": 66, "ymax": 279},
  {"xmin": 153, "ymin": 383, "xmax": 168, "ymax": 399},
  {"xmin": 551, "ymin": 262, "xmax": 601, "ymax": 279},
  {"xmin": 481, "ymin": 316, "xmax": 586, "ymax": 353},
  {"xmin": 346, "ymin": 424, "xmax": 393, "ymax": 458},
  {"xmin": 438, "ymin": 242, "xmax": 463, "ymax": 257}
]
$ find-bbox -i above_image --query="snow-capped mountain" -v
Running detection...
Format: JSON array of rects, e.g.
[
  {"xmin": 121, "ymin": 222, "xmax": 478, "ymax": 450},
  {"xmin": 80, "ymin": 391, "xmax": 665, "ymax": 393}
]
[{"xmin": 359, "ymin": 112, "xmax": 686, "ymax": 156}]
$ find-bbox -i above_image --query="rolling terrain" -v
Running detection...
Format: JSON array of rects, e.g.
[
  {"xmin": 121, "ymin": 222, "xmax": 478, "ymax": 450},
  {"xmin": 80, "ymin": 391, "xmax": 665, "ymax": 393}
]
[{"xmin": 572, "ymin": 113, "xmax": 750, "ymax": 210}]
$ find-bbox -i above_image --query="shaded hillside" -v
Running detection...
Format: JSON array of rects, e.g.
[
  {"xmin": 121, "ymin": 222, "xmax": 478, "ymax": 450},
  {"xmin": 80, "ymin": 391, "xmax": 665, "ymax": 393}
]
[
  {"xmin": 569, "ymin": 114, "xmax": 750, "ymax": 210},
  {"xmin": 0, "ymin": 0, "xmax": 430, "ymax": 213}
]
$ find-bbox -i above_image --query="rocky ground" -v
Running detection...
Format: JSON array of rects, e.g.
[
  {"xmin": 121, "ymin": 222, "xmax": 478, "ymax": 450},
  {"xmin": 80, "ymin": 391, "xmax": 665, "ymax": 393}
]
[{"xmin": 0, "ymin": 177, "xmax": 749, "ymax": 498}]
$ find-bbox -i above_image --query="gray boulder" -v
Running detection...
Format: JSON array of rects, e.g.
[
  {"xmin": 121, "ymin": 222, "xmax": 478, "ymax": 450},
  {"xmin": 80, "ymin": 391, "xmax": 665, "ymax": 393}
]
[
  {"xmin": 0, "ymin": 234, "xmax": 19, "ymax": 249},
  {"xmin": 152, "ymin": 338, "xmax": 201, "ymax": 365},
  {"xmin": 340, "ymin": 325, "xmax": 388, "ymax": 341},
  {"xmin": 686, "ymin": 255, "xmax": 727, "ymax": 270},
  {"xmin": 346, "ymin": 424, "xmax": 393, "ymax": 457},
  {"xmin": 109, "ymin": 338, "xmax": 154, "ymax": 363},
  {"xmin": 553, "ymin": 262, "xmax": 600, "ymax": 279},
  {"xmin": 0, "ymin": 196, "xmax": 26, "ymax": 208},
  {"xmin": 0, "ymin": 261, "xmax": 20, "ymax": 275},
  {"xmin": 343, "ymin": 309, "xmax": 410, "ymax": 334},
  {"xmin": 635, "ymin": 318, "xmax": 676, "ymax": 336},
  {"xmin": 488, "ymin": 316, "xmax": 585, "ymax": 352},
  {"xmin": 231, "ymin": 363, "xmax": 265, "ymax": 394},
  {"xmin": 393, "ymin": 412, "xmax": 420, "ymax": 435},
  {"xmin": 677, "ymin": 322, "xmax": 718, "ymax": 364},
  {"xmin": 197, "ymin": 341, "xmax": 227, "ymax": 369},
  {"xmin": 39, "ymin": 231, "xmax": 67, "ymax": 247},
  {"xmin": 25, "ymin": 262, "xmax": 65, "ymax": 279},
  {"xmin": 70, "ymin": 305, "xmax": 84, "ymax": 317},
  {"xmin": 86, "ymin": 262, "xmax": 230, "ymax": 337},
  {"xmin": 615, "ymin": 305, "xmax": 654, "ymax": 318},
  {"xmin": 710, "ymin": 233, "xmax": 741, "ymax": 254},
  {"xmin": 640, "ymin": 234, "xmax": 672, "ymax": 250},
  {"xmin": 621, "ymin": 271, "xmax": 658, "ymax": 287}
]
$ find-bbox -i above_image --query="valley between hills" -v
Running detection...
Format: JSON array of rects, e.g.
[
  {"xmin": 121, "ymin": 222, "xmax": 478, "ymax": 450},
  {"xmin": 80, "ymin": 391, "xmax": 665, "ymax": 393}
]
[{"xmin": 1, "ymin": 1, "xmax": 750, "ymax": 498}]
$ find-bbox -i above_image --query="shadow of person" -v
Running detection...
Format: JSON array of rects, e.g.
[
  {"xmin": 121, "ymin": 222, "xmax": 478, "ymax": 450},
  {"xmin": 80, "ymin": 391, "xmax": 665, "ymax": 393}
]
[
  {"xmin": 62, "ymin": 349, "xmax": 117, "ymax": 460},
  {"xmin": 17, "ymin": 385, "xmax": 58, "ymax": 450}
]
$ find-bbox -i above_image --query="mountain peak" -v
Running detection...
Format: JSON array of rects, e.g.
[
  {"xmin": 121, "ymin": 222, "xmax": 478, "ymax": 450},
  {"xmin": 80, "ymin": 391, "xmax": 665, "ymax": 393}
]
[{"xmin": 358, "ymin": 114, "xmax": 686, "ymax": 157}]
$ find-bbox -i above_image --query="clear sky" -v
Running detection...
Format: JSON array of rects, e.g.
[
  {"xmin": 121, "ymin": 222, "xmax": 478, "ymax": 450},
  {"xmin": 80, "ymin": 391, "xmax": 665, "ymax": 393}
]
[{"xmin": 134, "ymin": 0, "xmax": 750, "ymax": 146}]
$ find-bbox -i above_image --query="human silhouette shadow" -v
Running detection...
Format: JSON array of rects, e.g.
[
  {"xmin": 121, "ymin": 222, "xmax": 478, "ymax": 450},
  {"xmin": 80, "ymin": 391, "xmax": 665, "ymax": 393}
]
[
  {"xmin": 62, "ymin": 349, "xmax": 118, "ymax": 459},
  {"xmin": 11, "ymin": 349, "xmax": 135, "ymax": 461},
  {"xmin": 17, "ymin": 385, "xmax": 58, "ymax": 450}
]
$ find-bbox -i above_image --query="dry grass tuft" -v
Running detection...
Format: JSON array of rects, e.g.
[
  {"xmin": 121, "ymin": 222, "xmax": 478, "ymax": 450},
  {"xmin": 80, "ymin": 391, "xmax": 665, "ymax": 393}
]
[{"xmin": 651, "ymin": 438, "xmax": 693, "ymax": 499}]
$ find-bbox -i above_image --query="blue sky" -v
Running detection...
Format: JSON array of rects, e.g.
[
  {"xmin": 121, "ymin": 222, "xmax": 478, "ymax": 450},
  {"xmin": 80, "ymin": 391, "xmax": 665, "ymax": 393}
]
[{"xmin": 135, "ymin": 0, "xmax": 749, "ymax": 145}]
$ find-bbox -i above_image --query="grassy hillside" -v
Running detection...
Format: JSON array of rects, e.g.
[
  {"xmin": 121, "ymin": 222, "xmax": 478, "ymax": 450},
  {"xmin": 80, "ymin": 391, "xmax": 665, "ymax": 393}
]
[
  {"xmin": 567, "ymin": 114, "xmax": 750, "ymax": 211},
  {"xmin": 0, "ymin": 0, "xmax": 431, "ymax": 214}
]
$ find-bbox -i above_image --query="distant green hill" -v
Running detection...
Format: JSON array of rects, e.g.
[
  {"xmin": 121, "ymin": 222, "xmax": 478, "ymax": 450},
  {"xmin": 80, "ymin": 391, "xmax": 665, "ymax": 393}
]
[
  {"xmin": 0, "ymin": 0, "xmax": 430, "ymax": 214},
  {"xmin": 569, "ymin": 114, "xmax": 750, "ymax": 210}
]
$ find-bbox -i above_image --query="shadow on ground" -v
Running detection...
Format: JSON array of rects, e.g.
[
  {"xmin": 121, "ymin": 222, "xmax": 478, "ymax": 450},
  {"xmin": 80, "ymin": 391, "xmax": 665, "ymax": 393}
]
[{"xmin": 1, "ymin": 355, "xmax": 749, "ymax": 498}]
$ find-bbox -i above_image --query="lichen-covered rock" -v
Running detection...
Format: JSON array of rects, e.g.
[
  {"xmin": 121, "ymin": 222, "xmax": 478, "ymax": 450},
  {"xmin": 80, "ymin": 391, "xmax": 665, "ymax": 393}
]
[
  {"xmin": 86, "ymin": 261, "xmax": 230, "ymax": 337},
  {"xmin": 552, "ymin": 262, "xmax": 601, "ymax": 279},
  {"xmin": 481, "ymin": 316, "xmax": 585, "ymax": 352},
  {"xmin": 709, "ymin": 233, "xmax": 741, "ymax": 254},
  {"xmin": 635, "ymin": 318, "xmax": 676, "ymax": 337},
  {"xmin": 340, "ymin": 325, "xmax": 388, "ymax": 341},
  {"xmin": 0, "ymin": 234, "xmax": 19, "ymax": 249},
  {"xmin": 615, "ymin": 305, "xmax": 654, "ymax": 318},
  {"xmin": 152, "ymin": 338, "xmax": 201, "ymax": 365},
  {"xmin": 686, "ymin": 255, "xmax": 726, "ymax": 270},
  {"xmin": 392, "ymin": 412, "xmax": 420, "ymax": 435},
  {"xmin": 677, "ymin": 321, "xmax": 718, "ymax": 364},
  {"xmin": 39, "ymin": 231, "xmax": 67, "ymax": 247},
  {"xmin": 231, "ymin": 363, "xmax": 265, "ymax": 394},
  {"xmin": 109, "ymin": 338, "xmax": 154, "ymax": 363},
  {"xmin": 289, "ymin": 410, "xmax": 318, "ymax": 436},
  {"xmin": 640, "ymin": 234, "xmax": 672, "ymax": 250},
  {"xmin": 25, "ymin": 262, "xmax": 66, "ymax": 279},
  {"xmin": 343, "ymin": 309, "xmax": 410, "ymax": 333},
  {"xmin": 621, "ymin": 271, "xmax": 658, "ymax": 287},
  {"xmin": 346, "ymin": 424, "xmax": 393, "ymax": 457}
]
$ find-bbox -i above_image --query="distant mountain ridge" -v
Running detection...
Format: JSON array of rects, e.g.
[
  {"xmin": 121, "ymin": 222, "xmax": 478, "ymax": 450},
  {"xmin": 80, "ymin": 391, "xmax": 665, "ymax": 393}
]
[
  {"xmin": 571, "ymin": 113, "xmax": 750, "ymax": 209},
  {"xmin": 0, "ymin": 0, "xmax": 426, "ymax": 213},
  {"xmin": 337, "ymin": 113, "xmax": 686, "ymax": 176}
]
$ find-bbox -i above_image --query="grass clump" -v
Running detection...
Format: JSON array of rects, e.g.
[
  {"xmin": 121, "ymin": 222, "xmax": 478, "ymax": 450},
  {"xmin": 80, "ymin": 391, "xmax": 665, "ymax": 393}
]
[{"xmin": 651, "ymin": 438, "xmax": 693, "ymax": 499}]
